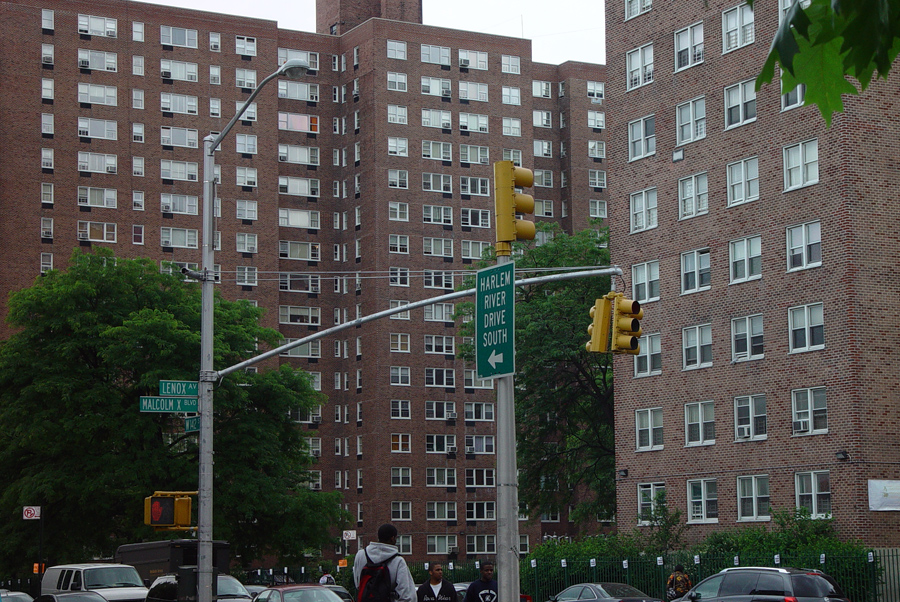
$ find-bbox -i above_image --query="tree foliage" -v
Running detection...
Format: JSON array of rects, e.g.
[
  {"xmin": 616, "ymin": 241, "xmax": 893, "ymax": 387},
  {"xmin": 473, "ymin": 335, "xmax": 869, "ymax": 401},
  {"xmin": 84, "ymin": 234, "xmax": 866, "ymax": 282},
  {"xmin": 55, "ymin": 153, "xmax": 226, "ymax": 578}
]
[
  {"xmin": 0, "ymin": 249, "xmax": 345, "ymax": 574},
  {"xmin": 459, "ymin": 225, "xmax": 616, "ymax": 523},
  {"xmin": 755, "ymin": 0, "xmax": 900, "ymax": 125}
]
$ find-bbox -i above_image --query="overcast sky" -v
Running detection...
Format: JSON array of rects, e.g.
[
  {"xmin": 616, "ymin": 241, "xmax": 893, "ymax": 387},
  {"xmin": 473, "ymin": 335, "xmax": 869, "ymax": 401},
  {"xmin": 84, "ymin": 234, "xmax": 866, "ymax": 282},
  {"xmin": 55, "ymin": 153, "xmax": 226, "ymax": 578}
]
[{"xmin": 138, "ymin": 0, "xmax": 606, "ymax": 66}]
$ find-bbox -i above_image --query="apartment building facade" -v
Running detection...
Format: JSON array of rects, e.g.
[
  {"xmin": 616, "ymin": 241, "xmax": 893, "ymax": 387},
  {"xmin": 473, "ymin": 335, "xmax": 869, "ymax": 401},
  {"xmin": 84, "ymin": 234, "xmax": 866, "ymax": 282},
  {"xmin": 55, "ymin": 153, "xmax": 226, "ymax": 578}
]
[
  {"xmin": 606, "ymin": 0, "xmax": 900, "ymax": 545},
  {"xmin": 0, "ymin": 0, "xmax": 608, "ymax": 560}
]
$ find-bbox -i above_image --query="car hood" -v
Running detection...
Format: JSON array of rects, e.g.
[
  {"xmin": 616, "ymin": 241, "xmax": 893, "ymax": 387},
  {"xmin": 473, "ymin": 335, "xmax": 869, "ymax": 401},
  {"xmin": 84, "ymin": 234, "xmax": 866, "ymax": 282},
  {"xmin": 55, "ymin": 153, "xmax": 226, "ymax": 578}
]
[{"xmin": 88, "ymin": 587, "xmax": 149, "ymax": 600}]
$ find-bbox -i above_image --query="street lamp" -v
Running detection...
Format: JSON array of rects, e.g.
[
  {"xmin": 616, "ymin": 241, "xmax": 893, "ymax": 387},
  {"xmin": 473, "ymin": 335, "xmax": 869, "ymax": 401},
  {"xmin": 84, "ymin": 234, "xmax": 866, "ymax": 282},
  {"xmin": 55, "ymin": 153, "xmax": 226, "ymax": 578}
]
[{"xmin": 196, "ymin": 57, "xmax": 309, "ymax": 602}]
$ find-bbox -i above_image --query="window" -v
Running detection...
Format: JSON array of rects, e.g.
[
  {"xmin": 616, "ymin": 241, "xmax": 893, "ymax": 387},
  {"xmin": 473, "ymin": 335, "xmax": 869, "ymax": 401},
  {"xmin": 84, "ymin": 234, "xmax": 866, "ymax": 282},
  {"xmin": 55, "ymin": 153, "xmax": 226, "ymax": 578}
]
[
  {"xmin": 533, "ymin": 170, "xmax": 553, "ymax": 188},
  {"xmin": 210, "ymin": 98, "xmax": 221, "ymax": 117},
  {"xmin": 41, "ymin": 183, "xmax": 55, "ymax": 205},
  {"xmin": 388, "ymin": 234, "xmax": 410, "ymax": 255},
  {"xmin": 423, "ymin": 173, "xmax": 452, "ymax": 193},
  {"xmin": 461, "ymin": 241, "xmax": 491, "ymax": 260},
  {"xmin": 792, "ymin": 387, "xmax": 828, "ymax": 434},
  {"xmin": 77, "ymin": 48, "xmax": 117, "ymax": 72},
  {"xmin": 160, "ymin": 193, "xmax": 198, "ymax": 215},
  {"xmin": 209, "ymin": 66, "xmax": 221, "ymax": 85},
  {"xmin": 427, "ymin": 501, "xmax": 457, "ymax": 520},
  {"xmin": 422, "ymin": 109, "xmax": 450, "ymax": 129},
  {"xmin": 426, "ymin": 468, "xmax": 457, "ymax": 487},
  {"xmin": 679, "ymin": 173, "xmax": 708, "ymax": 219},
  {"xmin": 388, "ymin": 137, "xmax": 408, "ymax": 157},
  {"xmin": 160, "ymin": 126, "xmax": 199, "ymax": 149},
  {"xmin": 77, "ymin": 221, "xmax": 116, "ymax": 242},
  {"xmin": 464, "ymin": 402, "xmax": 494, "ymax": 421},
  {"xmin": 589, "ymin": 170, "xmax": 607, "ymax": 189},
  {"xmin": 424, "ymin": 335, "xmax": 455, "ymax": 355},
  {"xmin": 782, "ymin": 75, "xmax": 807, "ymax": 111},
  {"xmin": 681, "ymin": 249, "xmax": 711, "ymax": 293},
  {"xmin": 627, "ymin": 115, "xmax": 656, "ymax": 161},
  {"xmin": 460, "ymin": 177, "xmax": 489, "ymax": 196},
  {"xmin": 723, "ymin": 3, "xmax": 755, "ymax": 53},
  {"xmin": 626, "ymin": 0, "xmax": 652, "ymax": 19},
  {"xmin": 635, "ymin": 333, "xmax": 662, "ymax": 376},
  {"xmin": 784, "ymin": 138, "xmax": 819, "ymax": 190},
  {"xmin": 160, "ymin": 93, "xmax": 198, "ymax": 115},
  {"xmin": 630, "ymin": 188, "xmax": 657, "ymax": 233},
  {"xmin": 685, "ymin": 401, "xmax": 715, "ymax": 446},
  {"xmin": 42, "ymin": 78, "xmax": 54, "ymax": 100},
  {"xmin": 424, "ymin": 303, "xmax": 454, "ymax": 322},
  {"xmin": 391, "ymin": 400, "xmax": 411, "ymax": 418},
  {"xmin": 535, "ymin": 200, "xmax": 553, "ymax": 217},
  {"xmin": 532, "ymin": 110, "xmax": 552, "ymax": 128},
  {"xmin": 279, "ymin": 208, "xmax": 320, "ymax": 228},
  {"xmin": 278, "ymin": 48, "xmax": 320, "ymax": 71},
  {"xmin": 423, "ymin": 238, "xmax": 453, "ymax": 258},
  {"xmin": 42, "ymin": 9, "xmax": 54, "ymax": 30},
  {"xmin": 390, "ymin": 366, "xmax": 411, "ymax": 386},
  {"xmin": 389, "ymin": 300, "xmax": 410, "ymax": 320},
  {"xmin": 160, "ymin": 59, "xmax": 198, "ymax": 82},
  {"xmin": 427, "ymin": 535, "xmax": 458, "ymax": 555},
  {"xmin": 388, "ymin": 170, "xmax": 408, "ymax": 189},
  {"xmin": 235, "ymin": 35, "xmax": 256, "ymax": 56},
  {"xmin": 502, "ymin": 86, "xmax": 521, "ymax": 105},
  {"xmin": 638, "ymin": 483, "xmax": 665, "ymax": 523},
  {"xmin": 391, "ymin": 434, "xmax": 411, "ymax": 453},
  {"xmin": 787, "ymin": 220, "xmax": 822, "ymax": 270},
  {"xmin": 161, "ymin": 25, "xmax": 198, "ymax": 48},
  {"xmin": 42, "ymin": 111, "xmax": 56, "ymax": 133},
  {"xmin": 467, "ymin": 535, "xmax": 496, "ymax": 555},
  {"xmin": 676, "ymin": 97, "xmax": 706, "ymax": 144},
  {"xmin": 423, "ymin": 140, "xmax": 452, "ymax": 160},
  {"xmin": 425, "ymin": 401, "xmax": 455, "ymax": 419},
  {"xmin": 636, "ymin": 408, "xmax": 663, "ymax": 451},
  {"xmin": 278, "ymin": 177, "xmax": 320, "ymax": 197},
  {"xmin": 387, "ymin": 40, "xmax": 407, "ymax": 59},
  {"xmin": 459, "ymin": 112, "xmax": 488, "ymax": 132},
  {"xmin": 588, "ymin": 111, "xmax": 605, "ymax": 129},
  {"xmin": 466, "ymin": 501, "xmax": 496, "ymax": 521},
  {"xmin": 727, "ymin": 157, "xmax": 759, "ymax": 206},
  {"xmin": 587, "ymin": 81, "xmax": 604, "ymax": 99},
  {"xmin": 626, "ymin": 43, "xmax": 654, "ymax": 90},
  {"xmin": 465, "ymin": 435, "xmax": 494, "ymax": 454},
  {"xmin": 461, "ymin": 209, "xmax": 491, "ymax": 228},
  {"xmin": 391, "ymin": 467, "xmax": 411, "ymax": 487},
  {"xmin": 77, "ymin": 117, "xmax": 117, "ymax": 140},
  {"xmin": 423, "ymin": 205, "xmax": 452, "ymax": 225},
  {"xmin": 426, "ymin": 434, "xmax": 456, "ymax": 453},
  {"xmin": 735, "ymin": 394, "xmax": 767, "ymax": 439},
  {"xmin": 737, "ymin": 475, "xmax": 770, "ymax": 520},
  {"xmin": 796, "ymin": 471, "xmax": 831, "ymax": 517},
  {"xmin": 160, "ymin": 160, "xmax": 198, "ymax": 182},
  {"xmin": 533, "ymin": 140, "xmax": 552, "ymax": 158},
  {"xmin": 235, "ymin": 68, "xmax": 257, "ymax": 89},
  {"xmin": 77, "ymin": 152, "xmax": 117, "ymax": 174},
  {"xmin": 675, "ymin": 22, "xmax": 704, "ymax": 70},
  {"xmin": 458, "ymin": 49, "xmax": 488, "ymax": 69},
  {"xmin": 466, "ymin": 468, "xmax": 495, "ymax": 487},
  {"xmin": 78, "ymin": 14, "xmax": 117, "ymax": 37},
  {"xmin": 280, "ymin": 273, "xmax": 320, "ymax": 293},
  {"xmin": 278, "ymin": 306, "xmax": 320, "ymax": 325},
  {"xmin": 278, "ymin": 81, "xmax": 320, "ymax": 101},
  {"xmin": 532, "ymin": 80, "xmax": 551, "ymax": 97},
  {"xmin": 41, "ymin": 148, "xmax": 54, "ymax": 169},
  {"xmin": 632, "ymin": 261, "xmax": 659, "ymax": 304},
  {"xmin": 683, "ymin": 324, "xmax": 712, "ymax": 369},
  {"xmin": 464, "ymin": 371, "xmax": 493, "ymax": 389},
  {"xmin": 501, "ymin": 55, "xmax": 521, "ymax": 73},
  {"xmin": 789, "ymin": 303, "xmax": 825, "ymax": 352},
  {"xmin": 279, "ymin": 144, "xmax": 320, "ymax": 166},
  {"xmin": 421, "ymin": 76, "xmax": 451, "ymax": 97},
  {"xmin": 391, "ymin": 501, "xmax": 411, "ymax": 521},
  {"xmin": 77, "ymin": 83, "xmax": 116, "ymax": 106},
  {"xmin": 425, "ymin": 368, "xmax": 455, "ymax": 388},
  {"xmin": 725, "ymin": 79, "xmax": 757, "ymax": 128},
  {"xmin": 390, "ymin": 268, "xmax": 410, "ymax": 287},
  {"xmin": 75, "ymin": 186, "xmax": 116, "ymax": 209},
  {"xmin": 730, "ymin": 235, "xmax": 762, "ymax": 283},
  {"xmin": 732, "ymin": 314, "xmax": 764, "ymax": 361},
  {"xmin": 387, "ymin": 72, "xmax": 407, "ymax": 92},
  {"xmin": 278, "ymin": 112, "xmax": 319, "ymax": 133},
  {"xmin": 688, "ymin": 479, "xmax": 718, "ymax": 522},
  {"xmin": 421, "ymin": 44, "xmax": 450, "ymax": 65}
]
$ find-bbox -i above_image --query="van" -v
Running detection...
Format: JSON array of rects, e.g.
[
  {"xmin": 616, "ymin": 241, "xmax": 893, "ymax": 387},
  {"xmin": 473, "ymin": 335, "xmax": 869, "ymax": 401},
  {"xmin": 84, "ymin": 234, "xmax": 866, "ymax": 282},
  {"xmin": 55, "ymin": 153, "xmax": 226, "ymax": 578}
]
[{"xmin": 41, "ymin": 564, "xmax": 148, "ymax": 602}]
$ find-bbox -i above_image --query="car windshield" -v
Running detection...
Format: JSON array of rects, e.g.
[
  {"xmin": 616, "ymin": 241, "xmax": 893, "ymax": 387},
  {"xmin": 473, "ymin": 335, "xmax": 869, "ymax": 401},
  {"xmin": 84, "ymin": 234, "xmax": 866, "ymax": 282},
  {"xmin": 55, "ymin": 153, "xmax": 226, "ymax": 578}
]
[
  {"xmin": 84, "ymin": 568, "xmax": 144, "ymax": 589},
  {"xmin": 218, "ymin": 579, "xmax": 250, "ymax": 598},
  {"xmin": 791, "ymin": 574, "xmax": 845, "ymax": 598},
  {"xmin": 283, "ymin": 590, "xmax": 343, "ymax": 602},
  {"xmin": 599, "ymin": 584, "xmax": 646, "ymax": 598}
]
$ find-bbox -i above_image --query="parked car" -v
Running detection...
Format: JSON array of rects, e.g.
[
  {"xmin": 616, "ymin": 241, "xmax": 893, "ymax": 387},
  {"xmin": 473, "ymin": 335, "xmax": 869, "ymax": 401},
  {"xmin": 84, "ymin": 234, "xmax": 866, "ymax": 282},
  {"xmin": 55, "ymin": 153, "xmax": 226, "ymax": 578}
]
[
  {"xmin": 34, "ymin": 593, "xmax": 109, "ymax": 602},
  {"xmin": 454, "ymin": 583, "xmax": 532, "ymax": 602},
  {"xmin": 677, "ymin": 567, "xmax": 849, "ymax": 602},
  {"xmin": 244, "ymin": 587, "xmax": 266, "ymax": 600},
  {"xmin": 252, "ymin": 586, "xmax": 346, "ymax": 602},
  {"xmin": 42, "ymin": 564, "xmax": 148, "ymax": 602},
  {"xmin": 146, "ymin": 574, "xmax": 251, "ymax": 602},
  {"xmin": 549, "ymin": 583, "xmax": 662, "ymax": 602},
  {"xmin": 320, "ymin": 587, "xmax": 351, "ymax": 602},
  {"xmin": 2, "ymin": 590, "xmax": 35, "ymax": 602}
]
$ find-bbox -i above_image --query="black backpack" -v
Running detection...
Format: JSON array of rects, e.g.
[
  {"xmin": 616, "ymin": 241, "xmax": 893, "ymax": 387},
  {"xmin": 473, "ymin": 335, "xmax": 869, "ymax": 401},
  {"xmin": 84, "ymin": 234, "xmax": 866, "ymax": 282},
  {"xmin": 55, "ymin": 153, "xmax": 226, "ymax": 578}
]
[{"xmin": 357, "ymin": 550, "xmax": 398, "ymax": 602}]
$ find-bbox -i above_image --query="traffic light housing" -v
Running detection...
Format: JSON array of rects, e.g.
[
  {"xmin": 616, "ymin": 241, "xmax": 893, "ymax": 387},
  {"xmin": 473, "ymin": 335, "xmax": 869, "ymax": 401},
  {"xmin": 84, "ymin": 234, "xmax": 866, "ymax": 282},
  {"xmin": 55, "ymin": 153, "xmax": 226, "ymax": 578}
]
[
  {"xmin": 611, "ymin": 294, "xmax": 643, "ymax": 355},
  {"xmin": 144, "ymin": 493, "xmax": 192, "ymax": 529},
  {"xmin": 585, "ymin": 296, "xmax": 611, "ymax": 353},
  {"xmin": 494, "ymin": 161, "xmax": 536, "ymax": 248}
]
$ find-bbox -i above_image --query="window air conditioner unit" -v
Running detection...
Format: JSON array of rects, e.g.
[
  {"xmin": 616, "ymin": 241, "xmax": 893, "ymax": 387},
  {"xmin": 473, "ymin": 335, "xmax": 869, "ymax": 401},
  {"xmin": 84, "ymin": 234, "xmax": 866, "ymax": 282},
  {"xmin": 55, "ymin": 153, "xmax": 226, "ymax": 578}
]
[
  {"xmin": 441, "ymin": 121, "xmax": 451, "ymax": 129},
  {"xmin": 78, "ymin": 129, "xmax": 89, "ymax": 136},
  {"xmin": 793, "ymin": 420, "xmax": 809, "ymax": 433},
  {"xmin": 465, "ymin": 446, "xmax": 476, "ymax": 454},
  {"xmin": 79, "ymin": 59, "xmax": 90, "ymax": 68},
  {"xmin": 736, "ymin": 425, "xmax": 751, "ymax": 439},
  {"xmin": 480, "ymin": 157, "xmax": 489, "ymax": 164},
  {"xmin": 446, "ymin": 445, "xmax": 457, "ymax": 453},
  {"xmin": 446, "ymin": 411, "xmax": 457, "ymax": 419},
  {"xmin": 162, "ymin": 204, "xmax": 171, "ymax": 212},
  {"xmin": 442, "ymin": 185, "xmax": 451, "ymax": 192},
  {"xmin": 210, "ymin": 76, "xmax": 220, "ymax": 84},
  {"xmin": 245, "ymin": 179, "xmax": 256, "ymax": 187},
  {"xmin": 77, "ymin": 232, "xmax": 88, "ymax": 240},
  {"xmin": 236, "ymin": 80, "xmax": 246, "ymax": 88},
  {"xmin": 312, "ymin": 449, "xmax": 321, "ymax": 457},
  {"xmin": 78, "ymin": 196, "xmax": 89, "ymax": 204},
  {"xmin": 448, "ymin": 546, "xmax": 459, "ymax": 553},
  {"xmin": 279, "ymin": 154, "xmax": 288, "ymax": 161},
  {"xmin": 279, "ymin": 185, "xmax": 289, "ymax": 193},
  {"xmin": 161, "ymin": 70, "xmax": 171, "ymax": 78},
  {"xmin": 187, "ymin": 173, "xmax": 197, "ymax": 181},
  {"xmin": 42, "ymin": 55, "xmax": 53, "ymax": 64},
  {"xmin": 459, "ymin": 59, "xmax": 470, "ymax": 67},
  {"xmin": 78, "ymin": 163, "xmax": 89, "ymax": 171},
  {"xmin": 591, "ymin": 97, "xmax": 603, "ymax": 104},
  {"xmin": 187, "ymin": 73, "xmax": 197, "ymax": 81},
  {"xmin": 211, "ymin": 43, "xmax": 220, "ymax": 51},
  {"xmin": 441, "ymin": 90, "xmax": 451, "ymax": 97},
  {"xmin": 105, "ymin": 30, "xmax": 115, "ymax": 37},
  {"xmin": 162, "ymin": 240, "xmax": 171, "ymax": 246},
  {"xmin": 247, "ymin": 246, "xmax": 256, "ymax": 253},
  {"xmin": 106, "ymin": 165, "xmax": 116, "ymax": 173},
  {"xmin": 311, "ymin": 482, "xmax": 321, "ymax": 490},
  {"xmin": 459, "ymin": 124, "xmax": 468, "ymax": 130},
  {"xmin": 312, "ymin": 415, "xmax": 322, "ymax": 423},
  {"xmin": 478, "ymin": 126, "xmax": 488, "ymax": 132},
  {"xmin": 42, "ymin": 229, "xmax": 53, "ymax": 238}
]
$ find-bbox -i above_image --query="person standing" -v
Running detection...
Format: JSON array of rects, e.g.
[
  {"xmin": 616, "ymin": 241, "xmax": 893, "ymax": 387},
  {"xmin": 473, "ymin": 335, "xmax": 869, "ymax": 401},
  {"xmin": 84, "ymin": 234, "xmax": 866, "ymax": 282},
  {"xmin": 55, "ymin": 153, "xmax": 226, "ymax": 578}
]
[
  {"xmin": 353, "ymin": 523, "xmax": 416, "ymax": 602},
  {"xmin": 416, "ymin": 563, "xmax": 456, "ymax": 602},
  {"xmin": 666, "ymin": 565, "xmax": 692, "ymax": 601},
  {"xmin": 320, "ymin": 571, "xmax": 336, "ymax": 585},
  {"xmin": 463, "ymin": 562, "xmax": 497, "ymax": 602}
]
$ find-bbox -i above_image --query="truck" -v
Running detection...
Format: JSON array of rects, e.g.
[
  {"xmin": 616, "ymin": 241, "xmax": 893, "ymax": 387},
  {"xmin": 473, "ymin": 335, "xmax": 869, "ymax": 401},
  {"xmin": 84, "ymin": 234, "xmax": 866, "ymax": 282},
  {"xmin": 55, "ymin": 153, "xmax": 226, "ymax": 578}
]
[{"xmin": 115, "ymin": 540, "xmax": 231, "ymax": 584}]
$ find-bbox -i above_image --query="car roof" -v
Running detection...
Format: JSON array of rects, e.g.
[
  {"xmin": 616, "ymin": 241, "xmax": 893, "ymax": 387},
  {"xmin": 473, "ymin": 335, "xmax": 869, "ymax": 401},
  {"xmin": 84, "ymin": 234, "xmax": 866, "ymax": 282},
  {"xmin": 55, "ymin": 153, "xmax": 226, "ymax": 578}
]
[
  {"xmin": 47, "ymin": 564, "xmax": 136, "ymax": 570},
  {"xmin": 718, "ymin": 567, "xmax": 824, "ymax": 575}
]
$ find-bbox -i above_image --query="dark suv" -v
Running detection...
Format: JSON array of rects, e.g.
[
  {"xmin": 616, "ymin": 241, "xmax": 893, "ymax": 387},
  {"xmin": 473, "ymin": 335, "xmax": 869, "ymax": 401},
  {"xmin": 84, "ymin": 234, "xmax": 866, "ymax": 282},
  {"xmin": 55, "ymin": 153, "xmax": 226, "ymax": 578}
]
[{"xmin": 680, "ymin": 567, "xmax": 849, "ymax": 602}]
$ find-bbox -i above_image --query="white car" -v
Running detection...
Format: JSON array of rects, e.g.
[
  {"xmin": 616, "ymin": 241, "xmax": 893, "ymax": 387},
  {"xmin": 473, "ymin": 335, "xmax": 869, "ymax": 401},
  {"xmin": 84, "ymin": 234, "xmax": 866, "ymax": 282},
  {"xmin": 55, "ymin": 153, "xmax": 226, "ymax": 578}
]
[{"xmin": 41, "ymin": 564, "xmax": 148, "ymax": 602}]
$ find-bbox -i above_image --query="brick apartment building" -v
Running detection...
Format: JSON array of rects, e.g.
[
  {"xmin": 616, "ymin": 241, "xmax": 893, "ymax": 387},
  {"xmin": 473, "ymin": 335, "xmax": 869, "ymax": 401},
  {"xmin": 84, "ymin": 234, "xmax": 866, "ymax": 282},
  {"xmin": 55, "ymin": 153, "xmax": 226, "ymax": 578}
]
[
  {"xmin": 0, "ymin": 0, "xmax": 608, "ymax": 560},
  {"xmin": 606, "ymin": 0, "xmax": 900, "ymax": 544}
]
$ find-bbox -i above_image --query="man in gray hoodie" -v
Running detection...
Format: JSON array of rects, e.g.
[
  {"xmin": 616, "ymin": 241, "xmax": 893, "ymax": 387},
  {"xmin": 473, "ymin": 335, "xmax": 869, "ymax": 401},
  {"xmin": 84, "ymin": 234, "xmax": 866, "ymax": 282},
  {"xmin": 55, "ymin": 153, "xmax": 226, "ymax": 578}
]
[{"xmin": 353, "ymin": 523, "xmax": 416, "ymax": 602}]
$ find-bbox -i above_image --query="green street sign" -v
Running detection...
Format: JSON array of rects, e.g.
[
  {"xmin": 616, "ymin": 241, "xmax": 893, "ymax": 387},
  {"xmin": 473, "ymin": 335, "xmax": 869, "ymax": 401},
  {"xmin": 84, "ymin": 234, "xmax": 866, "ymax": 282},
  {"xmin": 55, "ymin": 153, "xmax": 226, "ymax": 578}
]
[
  {"xmin": 159, "ymin": 380, "xmax": 199, "ymax": 397},
  {"xmin": 140, "ymin": 396, "xmax": 199, "ymax": 413},
  {"xmin": 476, "ymin": 261, "xmax": 515, "ymax": 379},
  {"xmin": 185, "ymin": 416, "xmax": 200, "ymax": 433}
]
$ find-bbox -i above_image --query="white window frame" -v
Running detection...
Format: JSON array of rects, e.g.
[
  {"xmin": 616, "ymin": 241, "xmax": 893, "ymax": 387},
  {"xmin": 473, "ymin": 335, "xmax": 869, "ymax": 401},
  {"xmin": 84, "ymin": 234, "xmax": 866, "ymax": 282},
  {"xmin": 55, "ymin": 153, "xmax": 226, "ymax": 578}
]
[
  {"xmin": 730, "ymin": 235, "xmax": 762, "ymax": 283},
  {"xmin": 735, "ymin": 394, "xmax": 767, "ymax": 440},
  {"xmin": 789, "ymin": 303, "xmax": 825, "ymax": 352},
  {"xmin": 636, "ymin": 407, "xmax": 663, "ymax": 451},
  {"xmin": 737, "ymin": 474, "xmax": 770, "ymax": 521},
  {"xmin": 724, "ymin": 79, "xmax": 757, "ymax": 128},
  {"xmin": 786, "ymin": 220, "xmax": 822, "ymax": 271},
  {"xmin": 685, "ymin": 401, "xmax": 715, "ymax": 446},
  {"xmin": 727, "ymin": 156, "xmax": 759, "ymax": 206},
  {"xmin": 630, "ymin": 188, "xmax": 657, "ymax": 233},
  {"xmin": 628, "ymin": 116, "xmax": 655, "ymax": 161},
  {"xmin": 688, "ymin": 478, "xmax": 718, "ymax": 523},
  {"xmin": 632, "ymin": 261, "xmax": 660, "ymax": 304},
  {"xmin": 675, "ymin": 22, "xmax": 704, "ymax": 70},
  {"xmin": 783, "ymin": 138, "xmax": 819, "ymax": 191},
  {"xmin": 626, "ymin": 43, "xmax": 654, "ymax": 90},
  {"xmin": 681, "ymin": 248, "xmax": 711, "ymax": 294},
  {"xmin": 678, "ymin": 173, "xmax": 708, "ymax": 219},
  {"xmin": 682, "ymin": 324, "xmax": 712, "ymax": 369},
  {"xmin": 634, "ymin": 333, "xmax": 662, "ymax": 377},
  {"xmin": 676, "ymin": 97, "xmax": 706, "ymax": 145},
  {"xmin": 723, "ymin": 3, "xmax": 755, "ymax": 53},
  {"xmin": 792, "ymin": 387, "xmax": 828, "ymax": 435}
]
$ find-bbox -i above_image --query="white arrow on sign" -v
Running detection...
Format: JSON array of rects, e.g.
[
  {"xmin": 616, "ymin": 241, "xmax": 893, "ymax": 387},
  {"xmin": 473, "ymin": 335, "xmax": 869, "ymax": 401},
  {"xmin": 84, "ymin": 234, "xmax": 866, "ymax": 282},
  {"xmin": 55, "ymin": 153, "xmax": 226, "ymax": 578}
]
[{"xmin": 488, "ymin": 350, "xmax": 504, "ymax": 368}]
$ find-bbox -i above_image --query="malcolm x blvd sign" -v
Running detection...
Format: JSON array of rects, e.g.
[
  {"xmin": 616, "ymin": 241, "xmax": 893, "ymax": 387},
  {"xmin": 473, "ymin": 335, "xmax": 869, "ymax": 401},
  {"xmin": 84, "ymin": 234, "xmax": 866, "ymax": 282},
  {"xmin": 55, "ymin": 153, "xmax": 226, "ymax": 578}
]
[{"xmin": 476, "ymin": 262, "xmax": 515, "ymax": 379}]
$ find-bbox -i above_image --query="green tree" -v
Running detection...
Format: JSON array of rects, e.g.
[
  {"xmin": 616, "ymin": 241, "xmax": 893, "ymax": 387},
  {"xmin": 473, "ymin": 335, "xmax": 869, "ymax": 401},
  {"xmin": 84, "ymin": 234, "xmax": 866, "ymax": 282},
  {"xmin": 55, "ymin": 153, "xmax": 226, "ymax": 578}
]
[
  {"xmin": 636, "ymin": 491, "xmax": 690, "ymax": 553},
  {"xmin": 755, "ymin": 0, "xmax": 900, "ymax": 125},
  {"xmin": 459, "ymin": 225, "xmax": 616, "ymax": 523},
  {"xmin": 0, "ymin": 249, "xmax": 345, "ymax": 574}
]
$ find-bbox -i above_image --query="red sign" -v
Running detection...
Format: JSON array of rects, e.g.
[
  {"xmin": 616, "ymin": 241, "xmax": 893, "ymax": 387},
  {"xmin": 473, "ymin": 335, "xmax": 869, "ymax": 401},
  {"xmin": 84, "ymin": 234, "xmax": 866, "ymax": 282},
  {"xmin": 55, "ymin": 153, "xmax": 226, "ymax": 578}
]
[{"xmin": 23, "ymin": 506, "xmax": 41, "ymax": 520}]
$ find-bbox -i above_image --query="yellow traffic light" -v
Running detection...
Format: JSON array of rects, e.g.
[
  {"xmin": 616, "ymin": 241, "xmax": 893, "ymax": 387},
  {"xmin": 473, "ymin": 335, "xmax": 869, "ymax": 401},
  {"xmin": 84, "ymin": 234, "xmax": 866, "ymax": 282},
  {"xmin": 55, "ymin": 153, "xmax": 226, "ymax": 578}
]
[
  {"xmin": 611, "ymin": 294, "xmax": 643, "ymax": 355},
  {"xmin": 144, "ymin": 492, "xmax": 194, "ymax": 529},
  {"xmin": 494, "ymin": 161, "xmax": 536, "ymax": 249},
  {"xmin": 585, "ymin": 297, "xmax": 611, "ymax": 353}
]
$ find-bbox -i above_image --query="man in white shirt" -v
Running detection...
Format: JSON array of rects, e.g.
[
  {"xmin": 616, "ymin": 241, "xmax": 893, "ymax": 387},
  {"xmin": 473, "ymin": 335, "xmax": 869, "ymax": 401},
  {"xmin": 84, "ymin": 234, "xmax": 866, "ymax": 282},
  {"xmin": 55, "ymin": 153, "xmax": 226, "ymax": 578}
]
[{"xmin": 416, "ymin": 563, "xmax": 456, "ymax": 602}]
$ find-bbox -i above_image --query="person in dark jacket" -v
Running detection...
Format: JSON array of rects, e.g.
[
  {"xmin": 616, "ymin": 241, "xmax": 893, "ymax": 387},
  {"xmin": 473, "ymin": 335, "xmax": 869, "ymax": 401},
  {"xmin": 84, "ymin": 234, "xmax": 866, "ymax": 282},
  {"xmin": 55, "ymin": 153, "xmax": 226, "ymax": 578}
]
[
  {"xmin": 416, "ymin": 563, "xmax": 456, "ymax": 602},
  {"xmin": 463, "ymin": 562, "xmax": 497, "ymax": 602}
]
